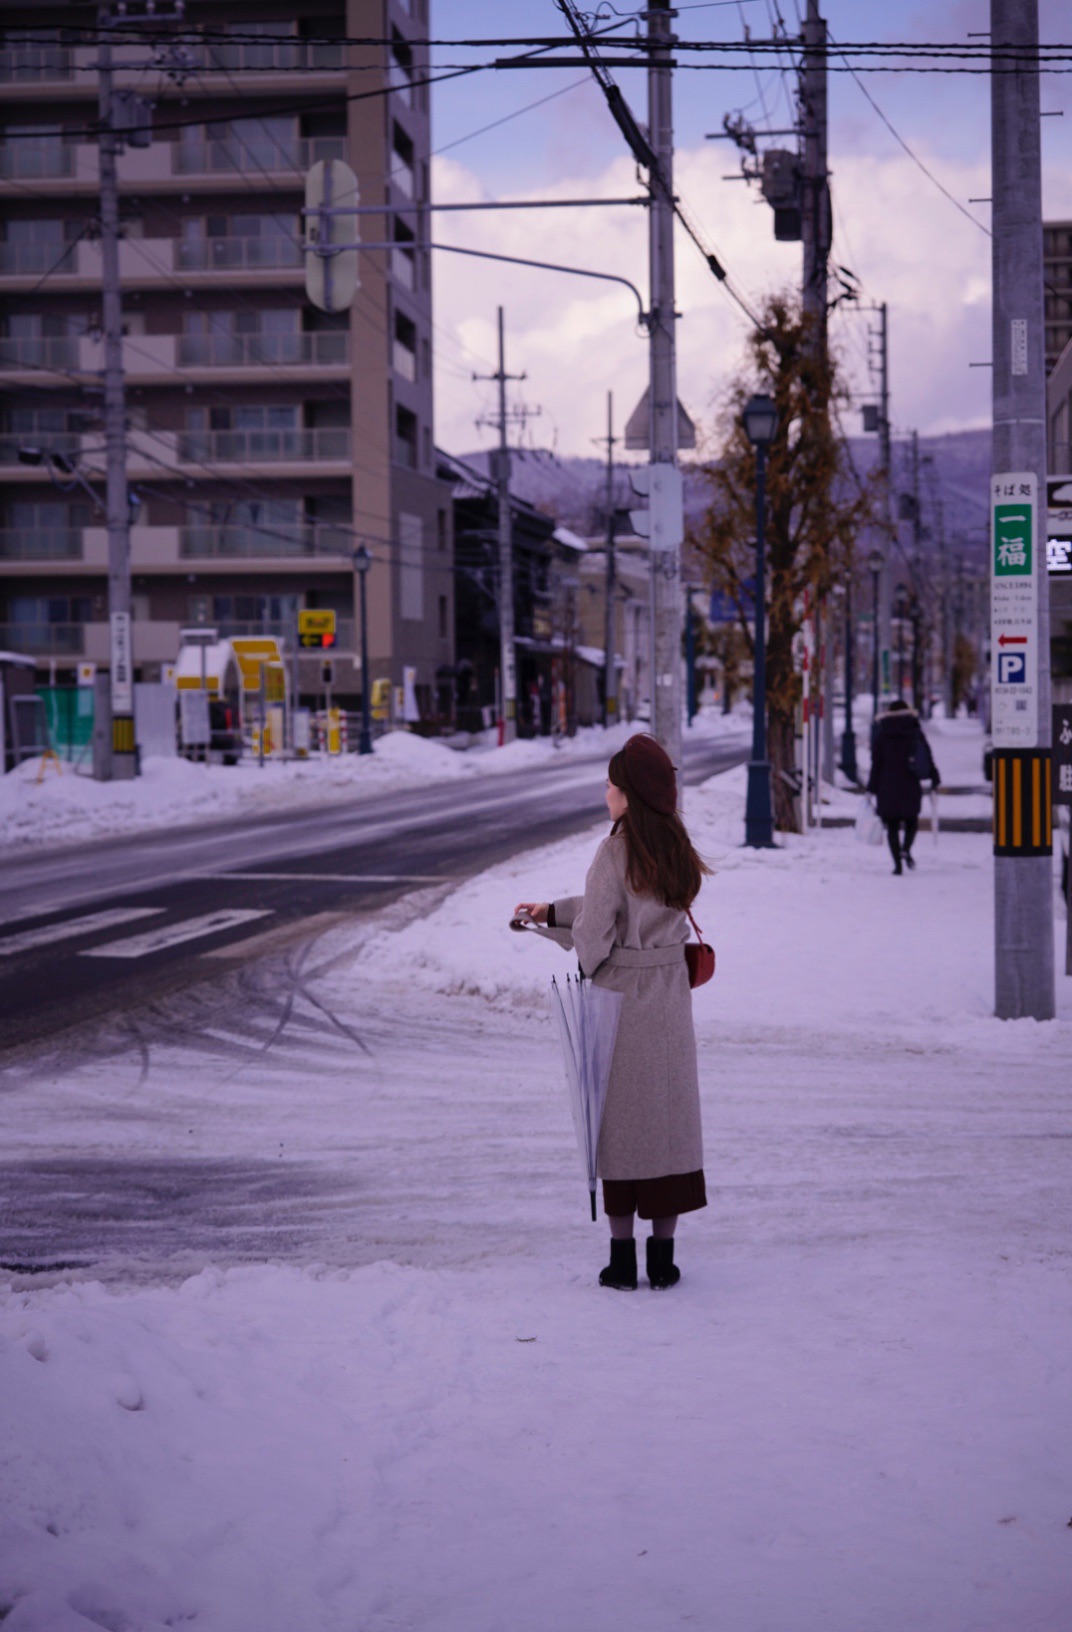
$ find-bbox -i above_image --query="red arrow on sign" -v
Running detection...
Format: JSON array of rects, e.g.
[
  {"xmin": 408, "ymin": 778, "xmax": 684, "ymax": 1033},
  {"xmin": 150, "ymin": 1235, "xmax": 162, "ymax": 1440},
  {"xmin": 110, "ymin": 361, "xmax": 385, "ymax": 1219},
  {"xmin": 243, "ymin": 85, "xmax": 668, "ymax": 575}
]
[{"xmin": 998, "ymin": 634, "xmax": 1028, "ymax": 647}]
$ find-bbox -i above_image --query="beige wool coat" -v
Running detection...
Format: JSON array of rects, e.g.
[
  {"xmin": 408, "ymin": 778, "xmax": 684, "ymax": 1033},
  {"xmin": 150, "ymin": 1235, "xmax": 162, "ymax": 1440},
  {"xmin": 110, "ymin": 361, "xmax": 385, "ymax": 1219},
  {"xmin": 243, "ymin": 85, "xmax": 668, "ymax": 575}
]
[{"xmin": 550, "ymin": 829, "xmax": 703, "ymax": 1183}]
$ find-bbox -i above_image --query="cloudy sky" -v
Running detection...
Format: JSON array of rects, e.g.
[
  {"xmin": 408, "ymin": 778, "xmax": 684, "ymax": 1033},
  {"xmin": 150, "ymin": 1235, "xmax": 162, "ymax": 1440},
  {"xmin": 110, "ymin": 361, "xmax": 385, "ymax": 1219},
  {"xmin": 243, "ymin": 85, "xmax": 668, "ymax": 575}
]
[{"xmin": 423, "ymin": 1, "xmax": 1072, "ymax": 461}]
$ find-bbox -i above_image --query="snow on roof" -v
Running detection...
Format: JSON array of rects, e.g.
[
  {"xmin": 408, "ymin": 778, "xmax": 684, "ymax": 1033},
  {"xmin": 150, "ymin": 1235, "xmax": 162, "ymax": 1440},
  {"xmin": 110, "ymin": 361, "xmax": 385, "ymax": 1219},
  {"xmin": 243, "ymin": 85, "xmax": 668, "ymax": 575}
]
[
  {"xmin": 552, "ymin": 525, "xmax": 588, "ymax": 554},
  {"xmin": 0, "ymin": 650, "xmax": 38, "ymax": 668}
]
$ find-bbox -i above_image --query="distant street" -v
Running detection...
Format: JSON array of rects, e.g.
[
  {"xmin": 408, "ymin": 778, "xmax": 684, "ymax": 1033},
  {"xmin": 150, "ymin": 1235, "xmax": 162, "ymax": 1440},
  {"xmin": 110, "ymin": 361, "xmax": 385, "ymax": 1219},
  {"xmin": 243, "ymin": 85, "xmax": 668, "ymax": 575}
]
[{"xmin": 0, "ymin": 732, "xmax": 749, "ymax": 1053}]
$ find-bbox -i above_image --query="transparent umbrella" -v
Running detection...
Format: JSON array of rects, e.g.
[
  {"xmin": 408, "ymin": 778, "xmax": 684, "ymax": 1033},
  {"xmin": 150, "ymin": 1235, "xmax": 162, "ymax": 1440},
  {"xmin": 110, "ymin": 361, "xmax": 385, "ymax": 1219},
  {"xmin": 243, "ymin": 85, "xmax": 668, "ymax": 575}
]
[{"xmin": 548, "ymin": 973, "xmax": 623, "ymax": 1220}]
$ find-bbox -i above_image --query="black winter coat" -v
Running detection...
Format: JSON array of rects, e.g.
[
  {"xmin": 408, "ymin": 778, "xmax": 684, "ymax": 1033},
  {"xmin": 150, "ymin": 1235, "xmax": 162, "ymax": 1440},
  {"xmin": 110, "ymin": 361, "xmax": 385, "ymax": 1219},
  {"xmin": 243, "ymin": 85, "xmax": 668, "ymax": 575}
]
[{"xmin": 867, "ymin": 710, "xmax": 940, "ymax": 822}]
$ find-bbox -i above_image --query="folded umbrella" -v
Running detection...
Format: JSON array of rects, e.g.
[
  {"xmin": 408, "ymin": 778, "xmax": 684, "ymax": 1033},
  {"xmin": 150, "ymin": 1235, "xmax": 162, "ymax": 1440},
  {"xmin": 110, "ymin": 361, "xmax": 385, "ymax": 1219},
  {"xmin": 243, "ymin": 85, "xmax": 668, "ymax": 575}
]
[{"xmin": 549, "ymin": 973, "xmax": 623, "ymax": 1220}]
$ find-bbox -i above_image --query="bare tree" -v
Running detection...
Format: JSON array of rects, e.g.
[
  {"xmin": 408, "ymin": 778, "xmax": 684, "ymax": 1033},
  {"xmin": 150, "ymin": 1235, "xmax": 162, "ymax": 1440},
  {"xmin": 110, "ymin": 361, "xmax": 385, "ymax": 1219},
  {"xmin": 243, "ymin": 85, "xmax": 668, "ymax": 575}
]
[{"xmin": 691, "ymin": 294, "xmax": 877, "ymax": 831}]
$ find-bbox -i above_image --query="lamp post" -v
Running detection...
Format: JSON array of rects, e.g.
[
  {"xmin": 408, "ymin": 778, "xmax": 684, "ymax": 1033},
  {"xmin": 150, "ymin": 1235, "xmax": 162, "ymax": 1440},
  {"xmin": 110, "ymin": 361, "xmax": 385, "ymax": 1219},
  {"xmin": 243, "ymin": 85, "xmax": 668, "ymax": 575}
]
[
  {"xmin": 893, "ymin": 584, "xmax": 909, "ymax": 698},
  {"xmin": 839, "ymin": 579, "xmax": 858, "ymax": 783},
  {"xmin": 869, "ymin": 548, "xmax": 883, "ymax": 723},
  {"xmin": 742, "ymin": 392, "xmax": 778, "ymax": 847},
  {"xmin": 352, "ymin": 544, "xmax": 373, "ymax": 755}
]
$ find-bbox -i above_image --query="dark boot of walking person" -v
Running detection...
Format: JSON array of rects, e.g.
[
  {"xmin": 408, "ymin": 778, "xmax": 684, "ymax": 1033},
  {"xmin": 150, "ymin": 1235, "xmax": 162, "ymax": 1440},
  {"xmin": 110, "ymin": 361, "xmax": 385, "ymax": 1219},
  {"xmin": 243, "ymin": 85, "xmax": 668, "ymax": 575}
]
[
  {"xmin": 646, "ymin": 1214, "xmax": 681, "ymax": 1289},
  {"xmin": 903, "ymin": 815, "xmax": 918, "ymax": 869},
  {"xmin": 599, "ymin": 1238, "xmax": 637, "ymax": 1290},
  {"xmin": 885, "ymin": 820, "xmax": 903, "ymax": 875}
]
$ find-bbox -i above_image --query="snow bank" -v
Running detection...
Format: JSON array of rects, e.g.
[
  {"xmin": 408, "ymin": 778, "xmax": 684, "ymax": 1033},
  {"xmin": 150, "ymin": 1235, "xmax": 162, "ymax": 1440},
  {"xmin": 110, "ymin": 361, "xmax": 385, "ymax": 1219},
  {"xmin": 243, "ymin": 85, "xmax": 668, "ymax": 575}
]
[{"xmin": 0, "ymin": 710, "xmax": 748, "ymax": 855}]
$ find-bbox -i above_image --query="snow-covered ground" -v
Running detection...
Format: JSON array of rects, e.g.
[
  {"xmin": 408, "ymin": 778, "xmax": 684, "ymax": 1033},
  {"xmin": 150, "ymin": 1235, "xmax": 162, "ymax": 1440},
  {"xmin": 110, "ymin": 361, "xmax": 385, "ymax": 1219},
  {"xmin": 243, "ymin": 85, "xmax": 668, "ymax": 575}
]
[
  {"xmin": 2, "ymin": 722, "xmax": 1070, "ymax": 1632},
  {"xmin": 0, "ymin": 712, "xmax": 748, "ymax": 853}
]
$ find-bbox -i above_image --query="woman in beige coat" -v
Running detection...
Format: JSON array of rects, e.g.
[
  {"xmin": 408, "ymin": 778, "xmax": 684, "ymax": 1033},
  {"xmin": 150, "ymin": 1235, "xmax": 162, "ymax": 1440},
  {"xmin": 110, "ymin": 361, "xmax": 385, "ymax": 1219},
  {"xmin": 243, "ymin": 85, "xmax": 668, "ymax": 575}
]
[{"xmin": 516, "ymin": 734, "xmax": 709, "ymax": 1291}]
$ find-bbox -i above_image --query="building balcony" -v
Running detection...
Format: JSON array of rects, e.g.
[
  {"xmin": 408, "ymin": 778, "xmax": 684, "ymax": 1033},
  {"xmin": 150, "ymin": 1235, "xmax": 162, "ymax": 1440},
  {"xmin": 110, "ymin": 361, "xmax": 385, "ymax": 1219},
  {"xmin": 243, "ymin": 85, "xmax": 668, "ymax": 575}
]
[
  {"xmin": 214, "ymin": 617, "xmax": 355, "ymax": 649},
  {"xmin": 0, "ymin": 621, "xmax": 85, "ymax": 656},
  {"xmin": 0, "ymin": 141, "xmax": 74, "ymax": 180},
  {"xmin": 0, "ymin": 236, "xmax": 304, "ymax": 292},
  {"xmin": 174, "ymin": 135, "xmax": 345, "ymax": 179},
  {"xmin": 0, "ymin": 529, "xmax": 82, "ymax": 561},
  {"xmin": 175, "ymin": 331, "xmax": 348, "ymax": 369},
  {"xmin": 195, "ymin": 40, "xmax": 345, "ymax": 73},
  {"xmin": 175, "ymin": 235, "xmax": 302, "ymax": 272},
  {"xmin": 181, "ymin": 524, "xmax": 353, "ymax": 559},
  {"xmin": 0, "ymin": 139, "xmax": 341, "ymax": 197},
  {"xmin": 177, "ymin": 428, "xmax": 350, "ymax": 467},
  {"xmin": 0, "ymin": 337, "xmax": 81, "ymax": 377},
  {"xmin": 0, "ymin": 240, "xmax": 78, "ymax": 276},
  {"xmin": 0, "ymin": 432, "xmax": 83, "ymax": 465},
  {"xmin": 0, "ymin": 43, "xmax": 74, "ymax": 82}
]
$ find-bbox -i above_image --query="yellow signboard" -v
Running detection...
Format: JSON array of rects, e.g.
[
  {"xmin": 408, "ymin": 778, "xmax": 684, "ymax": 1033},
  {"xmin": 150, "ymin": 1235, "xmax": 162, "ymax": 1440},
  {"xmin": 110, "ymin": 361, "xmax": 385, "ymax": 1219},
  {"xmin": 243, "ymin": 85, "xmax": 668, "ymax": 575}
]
[
  {"xmin": 232, "ymin": 637, "xmax": 284, "ymax": 692},
  {"xmin": 298, "ymin": 610, "xmax": 337, "ymax": 649}
]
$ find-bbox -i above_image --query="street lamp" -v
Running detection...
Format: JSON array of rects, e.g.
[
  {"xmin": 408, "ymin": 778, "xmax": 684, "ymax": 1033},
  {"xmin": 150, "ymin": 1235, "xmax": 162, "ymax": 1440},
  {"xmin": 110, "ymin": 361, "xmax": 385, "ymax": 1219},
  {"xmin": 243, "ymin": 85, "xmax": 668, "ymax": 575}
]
[
  {"xmin": 742, "ymin": 392, "xmax": 778, "ymax": 847},
  {"xmin": 838, "ymin": 578, "xmax": 859, "ymax": 783},
  {"xmin": 869, "ymin": 548, "xmax": 884, "ymax": 722},
  {"xmin": 352, "ymin": 543, "xmax": 373, "ymax": 756}
]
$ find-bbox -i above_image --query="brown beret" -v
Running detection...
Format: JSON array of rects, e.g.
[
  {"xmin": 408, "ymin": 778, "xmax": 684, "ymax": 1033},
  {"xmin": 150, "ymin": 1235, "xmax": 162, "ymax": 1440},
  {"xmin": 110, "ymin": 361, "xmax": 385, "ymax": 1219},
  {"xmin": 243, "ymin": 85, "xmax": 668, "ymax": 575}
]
[{"xmin": 622, "ymin": 733, "xmax": 677, "ymax": 816}]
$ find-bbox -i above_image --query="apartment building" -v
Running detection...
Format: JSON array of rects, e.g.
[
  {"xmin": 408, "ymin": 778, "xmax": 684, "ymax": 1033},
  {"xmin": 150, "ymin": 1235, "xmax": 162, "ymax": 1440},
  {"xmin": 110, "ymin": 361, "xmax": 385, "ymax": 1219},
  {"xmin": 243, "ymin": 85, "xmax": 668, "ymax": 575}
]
[
  {"xmin": 0, "ymin": 0, "xmax": 453, "ymax": 711},
  {"xmin": 1044, "ymin": 219, "xmax": 1072, "ymax": 377}
]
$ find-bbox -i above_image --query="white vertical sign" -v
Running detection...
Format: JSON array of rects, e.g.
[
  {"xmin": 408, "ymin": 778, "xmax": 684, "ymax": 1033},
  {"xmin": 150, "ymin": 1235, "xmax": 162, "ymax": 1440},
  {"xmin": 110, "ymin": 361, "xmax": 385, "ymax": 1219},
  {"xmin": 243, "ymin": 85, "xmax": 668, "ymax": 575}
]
[
  {"xmin": 110, "ymin": 610, "xmax": 133, "ymax": 714},
  {"xmin": 990, "ymin": 471, "xmax": 1039, "ymax": 748}
]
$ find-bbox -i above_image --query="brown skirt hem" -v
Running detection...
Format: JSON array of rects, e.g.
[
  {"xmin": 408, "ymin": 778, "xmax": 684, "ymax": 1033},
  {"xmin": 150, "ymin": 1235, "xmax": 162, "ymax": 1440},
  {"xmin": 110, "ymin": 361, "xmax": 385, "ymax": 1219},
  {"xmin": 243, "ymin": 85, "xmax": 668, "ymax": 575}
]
[{"xmin": 602, "ymin": 1169, "xmax": 707, "ymax": 1220}]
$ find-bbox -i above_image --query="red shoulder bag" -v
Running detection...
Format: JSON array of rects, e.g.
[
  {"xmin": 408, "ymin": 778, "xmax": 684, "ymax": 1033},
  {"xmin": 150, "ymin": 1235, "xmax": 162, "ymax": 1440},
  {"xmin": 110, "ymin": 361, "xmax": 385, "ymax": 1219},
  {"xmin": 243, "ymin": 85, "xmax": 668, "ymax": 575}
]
[{"xmin": 685, "ymin": 909, "xmax": 716, "ymax": 988}]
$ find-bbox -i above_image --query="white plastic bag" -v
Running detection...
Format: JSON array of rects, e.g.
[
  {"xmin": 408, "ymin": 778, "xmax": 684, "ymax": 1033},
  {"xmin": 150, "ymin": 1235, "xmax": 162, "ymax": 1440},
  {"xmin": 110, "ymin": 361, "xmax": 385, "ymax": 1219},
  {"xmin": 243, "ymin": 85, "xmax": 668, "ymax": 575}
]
[{"xmin": 854, "ymin": 795, "xmax": 884, "ymax": 846}]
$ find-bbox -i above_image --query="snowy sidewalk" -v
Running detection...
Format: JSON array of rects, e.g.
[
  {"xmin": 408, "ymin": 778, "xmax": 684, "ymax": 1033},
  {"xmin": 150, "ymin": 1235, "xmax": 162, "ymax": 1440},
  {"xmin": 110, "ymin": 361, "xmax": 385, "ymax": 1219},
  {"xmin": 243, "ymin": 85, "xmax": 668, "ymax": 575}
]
[{"xmin": 1, "ymin": 737, "xmax": 1070, "ymax": 1632}]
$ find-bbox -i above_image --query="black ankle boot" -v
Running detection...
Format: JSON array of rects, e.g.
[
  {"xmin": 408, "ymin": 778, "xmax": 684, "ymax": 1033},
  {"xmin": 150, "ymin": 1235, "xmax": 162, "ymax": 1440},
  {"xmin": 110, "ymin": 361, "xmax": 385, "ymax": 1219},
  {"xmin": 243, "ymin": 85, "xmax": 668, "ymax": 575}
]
[
  {"xmin": 599, "ymin": 1238, "xmax": 637, "ymax": 1290},
  {"xmin": 646, "ymin": 1236, "xmax": 681, "ymax": 1289}
]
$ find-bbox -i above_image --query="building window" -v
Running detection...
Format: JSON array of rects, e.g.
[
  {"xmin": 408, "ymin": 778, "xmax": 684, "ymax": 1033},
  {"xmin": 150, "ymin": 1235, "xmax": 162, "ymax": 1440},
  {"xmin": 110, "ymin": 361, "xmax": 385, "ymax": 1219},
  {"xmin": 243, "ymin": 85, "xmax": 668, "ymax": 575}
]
[
  {"xmin": 394, "ymin": 405, "xmax": 417, "ymax": 467},
  {"xmin": 393, "ymin": 218, "xmax": 416, "ymax": 290},
  {"xmin": 437, "ymin": 508, "xmax": 447, "ymax": 551},
  {"xmin": 390, "ymin": 29, "xmax": 414, "ymax": 106},
  {"xmin": 393, "ymin": 310, "xmax": 417, "ymax": 381},
  {"xmin": 391, "ymin": 123, "xmax": 414, "ymax": 198},
  {"xmin": 422, "ymin": 426, "xmax": 432, "ymax": 469},
  {"xmin": 438, "ymin": 594, "xmax": 447, "ymax": 639},
  {"xmin": 399, "ymin": 512, "xmax": 423, "ymax": 621}
]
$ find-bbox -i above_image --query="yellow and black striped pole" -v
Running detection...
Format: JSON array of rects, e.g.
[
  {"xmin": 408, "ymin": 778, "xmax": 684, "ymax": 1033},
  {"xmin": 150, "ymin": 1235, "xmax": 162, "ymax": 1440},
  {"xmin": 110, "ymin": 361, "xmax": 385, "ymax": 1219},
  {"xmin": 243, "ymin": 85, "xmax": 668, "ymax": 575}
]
[{"xmin": 992, "ymin": 749, "xmax": 1053, "ymax": 857}]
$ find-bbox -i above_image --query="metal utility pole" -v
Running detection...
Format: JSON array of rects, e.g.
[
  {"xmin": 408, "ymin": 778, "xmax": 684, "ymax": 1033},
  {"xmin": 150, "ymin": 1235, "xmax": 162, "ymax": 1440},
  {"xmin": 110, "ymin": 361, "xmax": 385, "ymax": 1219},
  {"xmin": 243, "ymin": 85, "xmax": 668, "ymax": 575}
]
[
  {"xmin": 475, "ymin": 308, "xmax": 524, "ymax": 744},
  {"xmin": 601, "ymin": 391, "xmax": 619, "ymax": 727},
  {"xmin": 97, "ymin": 5, "xmax": 136, "ymax": 778},
  {"xmin": 647, "ymin": 0, "xmax": 683, "ymax": 767},
  {"xmin": 990, "ymin": 0, "xmax": 1055, "ymax": 1021}
]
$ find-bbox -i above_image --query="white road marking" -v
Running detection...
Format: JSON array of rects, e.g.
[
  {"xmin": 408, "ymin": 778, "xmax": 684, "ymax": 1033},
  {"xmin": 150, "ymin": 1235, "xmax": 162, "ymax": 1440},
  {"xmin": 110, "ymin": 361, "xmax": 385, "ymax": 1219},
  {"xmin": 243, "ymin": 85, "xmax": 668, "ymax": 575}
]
[
  {"xmin": 202, "ymin": 910, "xmax": 351, "ymax": 959},
  {"xmin": 200, "ymin": 872, "xmax": 448, "ymax": 883},
  {"xmin": 0, "ymin": 907, "xmax": 165, "ymax": 958},
  {"xmin": 80, "ymin": 908, "xmax": 273, "ymax": 960}
]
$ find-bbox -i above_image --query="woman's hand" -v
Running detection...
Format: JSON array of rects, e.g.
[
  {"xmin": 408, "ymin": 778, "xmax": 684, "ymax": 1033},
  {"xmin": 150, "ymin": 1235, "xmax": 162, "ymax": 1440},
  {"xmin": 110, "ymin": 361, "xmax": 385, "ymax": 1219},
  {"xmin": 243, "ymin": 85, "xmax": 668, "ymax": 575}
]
[{"xmin": 514, "ymin": 901, "xmax": 549, "ymax": 925}]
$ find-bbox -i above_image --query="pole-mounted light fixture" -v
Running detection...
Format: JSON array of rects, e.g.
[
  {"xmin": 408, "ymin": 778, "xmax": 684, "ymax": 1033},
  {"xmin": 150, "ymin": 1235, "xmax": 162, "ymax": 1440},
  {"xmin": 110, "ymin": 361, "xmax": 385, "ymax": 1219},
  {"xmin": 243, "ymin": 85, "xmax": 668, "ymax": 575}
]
[
  {"xmin": 352, "ymin": 544, "xmax": 374, "ymax": 755},
  {"xmin": 741, "ymin": 392, "xmax": 778, "ymax": 847},
  {"xmin": 742, "ymin": 392, "xmax": 778, "ymax": 449}
]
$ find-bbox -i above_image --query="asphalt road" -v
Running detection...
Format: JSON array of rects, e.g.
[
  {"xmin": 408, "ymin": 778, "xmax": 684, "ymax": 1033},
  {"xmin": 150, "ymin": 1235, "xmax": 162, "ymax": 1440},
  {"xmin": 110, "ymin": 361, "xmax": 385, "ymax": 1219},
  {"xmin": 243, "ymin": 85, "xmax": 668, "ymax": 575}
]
[{"xmin": 0, "ymin": 732, "xmax": 749, "ymax": 1054}]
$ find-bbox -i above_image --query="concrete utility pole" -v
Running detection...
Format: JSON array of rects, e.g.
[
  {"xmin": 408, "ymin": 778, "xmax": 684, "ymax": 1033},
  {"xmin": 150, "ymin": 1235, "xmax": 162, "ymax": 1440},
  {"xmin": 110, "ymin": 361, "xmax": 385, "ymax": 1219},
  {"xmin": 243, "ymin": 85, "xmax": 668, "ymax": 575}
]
[
  {"xmin": 990, "ymin": 0, "xmax": 1055, "ymax": 1021},
  {"xmin": 877, "ymin": 301, "xmax": 893, "ymax": 697},
  {"xmin": 601, "ymin": 391, "xmax": 619, "ymax": 727},
  {"xmin": 97, "ymin": 4, "xmax": 136, "ymax": 778},
  {"xmin": 647, "ymin": 0, "xmax": 683, "ymax": 767},
  {"xmin": 475, "ymin": 308, "xmax": 524, "ymax": 743},
  {"xmin": 800, "ymin": 0, "xmax": 830, "ymax": 337}
]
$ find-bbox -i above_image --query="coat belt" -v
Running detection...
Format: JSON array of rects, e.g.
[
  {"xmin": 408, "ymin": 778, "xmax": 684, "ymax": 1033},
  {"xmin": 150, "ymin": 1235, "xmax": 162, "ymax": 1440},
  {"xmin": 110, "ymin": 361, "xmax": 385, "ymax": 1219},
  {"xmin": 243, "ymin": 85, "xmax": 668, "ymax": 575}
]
[{"xmin": 602, "ymin": 944, "xmax": 686, "ymax": 969}]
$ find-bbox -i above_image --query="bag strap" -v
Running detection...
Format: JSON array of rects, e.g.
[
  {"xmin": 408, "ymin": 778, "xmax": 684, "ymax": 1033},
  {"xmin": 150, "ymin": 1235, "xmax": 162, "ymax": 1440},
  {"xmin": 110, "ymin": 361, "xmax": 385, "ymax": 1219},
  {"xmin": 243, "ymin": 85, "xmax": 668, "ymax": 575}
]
[{"xmin": 686, "ymin": 908, "xmax": 704, "ymax": 945}]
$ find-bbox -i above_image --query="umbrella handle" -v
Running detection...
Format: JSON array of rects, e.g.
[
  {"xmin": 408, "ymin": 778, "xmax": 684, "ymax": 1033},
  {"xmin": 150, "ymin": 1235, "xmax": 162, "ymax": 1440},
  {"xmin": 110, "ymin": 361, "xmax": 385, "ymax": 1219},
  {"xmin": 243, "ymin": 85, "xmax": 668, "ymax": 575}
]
[{"xmin": 590, "ymin": 1188, "xmax": 597, "ymax": 1223}]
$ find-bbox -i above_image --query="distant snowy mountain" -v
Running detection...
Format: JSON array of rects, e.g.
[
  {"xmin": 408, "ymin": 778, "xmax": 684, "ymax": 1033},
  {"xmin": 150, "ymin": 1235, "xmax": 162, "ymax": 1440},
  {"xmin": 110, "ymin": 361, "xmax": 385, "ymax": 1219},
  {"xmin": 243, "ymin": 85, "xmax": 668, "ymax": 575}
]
[{"xmin": 455, "ymin": 427, "xmax": 992, "ymax": 562}]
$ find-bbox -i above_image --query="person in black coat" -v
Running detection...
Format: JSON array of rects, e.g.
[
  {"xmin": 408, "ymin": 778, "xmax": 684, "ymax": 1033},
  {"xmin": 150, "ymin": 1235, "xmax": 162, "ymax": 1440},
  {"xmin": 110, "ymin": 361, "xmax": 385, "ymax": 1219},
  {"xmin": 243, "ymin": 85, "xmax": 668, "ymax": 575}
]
[{"xmin": 867, "ymin": 699, "xmax": 941, "ymax": 874}]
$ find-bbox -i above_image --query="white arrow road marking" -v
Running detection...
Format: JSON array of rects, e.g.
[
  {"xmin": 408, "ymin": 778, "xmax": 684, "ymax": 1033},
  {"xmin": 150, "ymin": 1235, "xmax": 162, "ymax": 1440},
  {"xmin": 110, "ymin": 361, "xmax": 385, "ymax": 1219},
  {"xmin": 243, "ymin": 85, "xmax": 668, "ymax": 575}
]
[
  {"xmin": 0, "ymin": 907, "xmax": 165, "ymax": 957},
  {"xmin": 81, "ymin": 908, "xmax": 273, "ymax": 960}
]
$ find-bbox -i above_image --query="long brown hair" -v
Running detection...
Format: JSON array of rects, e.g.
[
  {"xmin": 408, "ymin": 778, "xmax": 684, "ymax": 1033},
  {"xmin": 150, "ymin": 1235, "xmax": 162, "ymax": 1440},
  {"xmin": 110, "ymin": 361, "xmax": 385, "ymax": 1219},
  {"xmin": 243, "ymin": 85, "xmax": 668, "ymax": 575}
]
[{"xmin": 607, "ymin": 749, "xmax": 711, "ymax": 910}]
